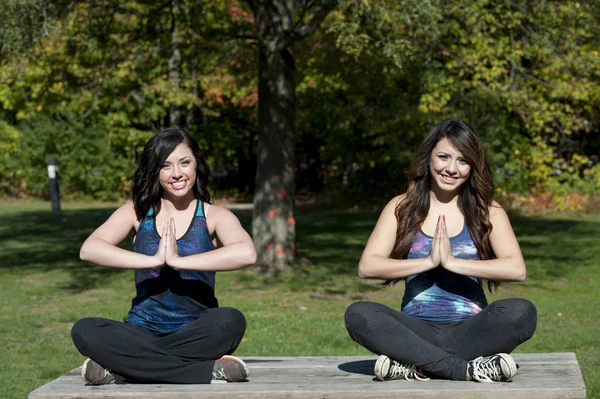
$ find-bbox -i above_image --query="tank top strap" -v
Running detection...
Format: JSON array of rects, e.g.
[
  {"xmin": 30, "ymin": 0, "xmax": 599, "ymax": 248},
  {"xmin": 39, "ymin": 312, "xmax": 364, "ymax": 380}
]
[{"xmin": 196, "ymin": 200, "xmax": 205, "ymax": 217}]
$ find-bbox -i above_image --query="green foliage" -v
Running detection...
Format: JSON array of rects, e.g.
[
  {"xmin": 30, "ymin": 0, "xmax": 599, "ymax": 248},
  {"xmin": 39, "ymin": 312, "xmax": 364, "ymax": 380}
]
[
  {"xmin": 0, "ymin": 0, "xmax": 598, "ymax": 211},
  {"xmin": 0, "ymin": 120, "xmax": 22, "ymax": 194},
  {"xmin": 0, "ymin": 0, "xmax": 57, "ymax": 61},
  {"xmin": 0, "ymin": 0, "xmax": 258, "ymax": 198},
  {"xmin": 322, "ymin": 0, "xmax": 600, "ymax": 209},
  {"xmin": 1, "ymin": 114, "xmax": 129, "ymax": 200}
]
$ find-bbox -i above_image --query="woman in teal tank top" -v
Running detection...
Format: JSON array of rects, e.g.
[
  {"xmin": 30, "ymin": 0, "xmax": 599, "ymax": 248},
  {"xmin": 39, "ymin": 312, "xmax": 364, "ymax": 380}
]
[
  {"xmin": 345, "ymin": 120, "xmax": 537, "ymax": 383},
  {"xmin": 71, "ymin": 128, "xmax": 256, "ymax": 385}
]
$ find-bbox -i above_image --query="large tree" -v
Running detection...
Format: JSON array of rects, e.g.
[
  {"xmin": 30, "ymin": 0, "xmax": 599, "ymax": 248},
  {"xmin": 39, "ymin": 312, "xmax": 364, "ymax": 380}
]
[{"xmin": 242, "ymin": 0, "xmax": 338, "ymax": 273}]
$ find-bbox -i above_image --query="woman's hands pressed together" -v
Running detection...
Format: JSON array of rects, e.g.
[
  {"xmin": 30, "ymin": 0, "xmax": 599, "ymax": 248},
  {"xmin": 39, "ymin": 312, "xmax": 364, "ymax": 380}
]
[
  {"xmin": 427, "ymin": 215, "xmax": 456, "ymax": 270},
  {"xmin": 154, "ymin": 216, "xmax": 180, "ymax": 268}
]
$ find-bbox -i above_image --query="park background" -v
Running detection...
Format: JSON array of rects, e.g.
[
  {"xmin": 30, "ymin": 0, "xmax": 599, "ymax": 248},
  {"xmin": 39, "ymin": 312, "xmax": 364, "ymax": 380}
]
[{"xmin": 0, "ymin": 1, "xmax": 598, "ymax": 398}]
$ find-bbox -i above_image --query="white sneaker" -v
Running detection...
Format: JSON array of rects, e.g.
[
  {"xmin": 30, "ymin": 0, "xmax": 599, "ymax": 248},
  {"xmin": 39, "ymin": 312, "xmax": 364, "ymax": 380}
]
[
  {"xmin": 469, "ymin": 353, "xmax": 517, "ymax": 383},
  {"xmin": 374, "ymin": 355, "xmax": 430, "ymax": 381},
  {"xmin": 81, "ymin": 358, "xmax": 115, "ymax": 385}
]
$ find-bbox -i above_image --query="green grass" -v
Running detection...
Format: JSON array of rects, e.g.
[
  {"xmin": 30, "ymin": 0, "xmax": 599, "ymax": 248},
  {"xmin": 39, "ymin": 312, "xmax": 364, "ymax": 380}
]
[{"xmin": 0, "ymin": 201, "xmax": 598, "ymax": 398}]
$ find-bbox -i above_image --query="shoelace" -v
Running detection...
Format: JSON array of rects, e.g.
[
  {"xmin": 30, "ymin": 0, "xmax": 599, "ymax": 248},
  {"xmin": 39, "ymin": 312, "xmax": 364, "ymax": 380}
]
[
  {"xmin": 212, "ymin": 368, "xmax": 228, "ymax": 380},
  {"xmin": 101, "ymin": 368, "xmax": 113, "ymax": 379},
  {"xmin": 388, "ymin": 362, "xmax": 430, "ymax": 381},
  {"xmin": 471, "ymin": 356, "xmax": 501, "ymax": 383}
]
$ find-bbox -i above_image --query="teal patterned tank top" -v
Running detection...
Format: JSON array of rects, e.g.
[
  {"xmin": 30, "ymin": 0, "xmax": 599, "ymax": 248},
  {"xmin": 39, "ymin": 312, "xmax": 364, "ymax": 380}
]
[
  {"xmin": 401, "ymin": 222, "xmax": 488, "ymax": 322},
  {"xmin": 124, "ymin": 200, "xmax": 218, "ymax": 334}
]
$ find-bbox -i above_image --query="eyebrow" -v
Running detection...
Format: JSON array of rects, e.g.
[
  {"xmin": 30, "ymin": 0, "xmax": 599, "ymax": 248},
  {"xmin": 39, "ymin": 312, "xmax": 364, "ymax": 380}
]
[
  {"xmin": 436, "ymin": 151, "xmax": 465, "ymax": 158},
  {"xmin": 162, "ymin": 156, "xmax": 191, "ymax": 164}
]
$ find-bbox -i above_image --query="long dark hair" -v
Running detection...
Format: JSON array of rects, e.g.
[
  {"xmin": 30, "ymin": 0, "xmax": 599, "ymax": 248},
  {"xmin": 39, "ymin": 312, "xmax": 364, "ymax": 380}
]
[
  {"xmin": 388, "ymin": 119, "xmax": 498, "ymax": 291},
  {"xmin": 132, "ymin": 128, "xmax": 212, "ymax": 220}
]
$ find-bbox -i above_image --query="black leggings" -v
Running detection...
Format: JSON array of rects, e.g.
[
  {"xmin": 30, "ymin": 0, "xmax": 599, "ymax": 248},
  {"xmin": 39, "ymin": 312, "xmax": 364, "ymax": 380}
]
[
  {"xmin": 345, "ymin": 298, "xmax": 537, "ymax": 381},
  {"xmin": 71, "ymin": 307, "xmax": 246, "ymax": 384}
]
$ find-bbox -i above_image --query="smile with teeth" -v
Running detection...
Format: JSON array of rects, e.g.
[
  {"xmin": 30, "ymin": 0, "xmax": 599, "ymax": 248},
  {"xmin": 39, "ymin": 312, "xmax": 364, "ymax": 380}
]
[
  {"xmin": 170, "ymin": 180, "xmax": 187, "ymax": 190},
  {"xmin": 441, "ymin": 174, "xmax": 458, "ymax": 183}
]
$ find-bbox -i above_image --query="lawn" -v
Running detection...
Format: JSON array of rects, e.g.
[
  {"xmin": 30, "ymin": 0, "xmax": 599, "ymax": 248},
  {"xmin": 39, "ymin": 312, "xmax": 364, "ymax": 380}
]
[{"xmin": 0, "ymin": 201, "xmax": 598, "ymax": 398}]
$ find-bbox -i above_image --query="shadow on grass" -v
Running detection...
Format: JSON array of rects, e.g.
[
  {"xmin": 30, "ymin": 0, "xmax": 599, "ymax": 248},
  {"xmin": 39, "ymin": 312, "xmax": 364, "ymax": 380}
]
[
  {"xmin": 0, "ymin": 207, "xmax": 128, "ymax": 292},
  {"xmin": 1, "ymin": 205, "xmax": 598, "ymax": 294},
  {"xmin": 232, "ymin": 207, "xmax": 380, "ymax": 293},
  {"xmin": 509, "ymin": 214, "xmax": 599, "ymax": 280}
]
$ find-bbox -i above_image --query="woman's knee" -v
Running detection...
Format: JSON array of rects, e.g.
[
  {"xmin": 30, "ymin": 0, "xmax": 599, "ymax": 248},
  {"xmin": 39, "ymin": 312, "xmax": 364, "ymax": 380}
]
[
  {"xmin": 490, "ymin": 298, "xmax": 537, "ymax": 333},
  {"xmin": 216, "ymin": 307, "xmax": 247, "ymax": 338},
  {"xmin": 71, "ymin": 317, "xmax": 104, "ymax": 353},
  {"xmin": 344, "ymin": 301, "xmax": 383, "ymax": 333}
]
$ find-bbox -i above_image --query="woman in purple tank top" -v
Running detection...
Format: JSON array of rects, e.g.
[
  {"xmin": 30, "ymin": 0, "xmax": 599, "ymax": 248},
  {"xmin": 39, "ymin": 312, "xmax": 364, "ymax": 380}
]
[
  {"xmin": 71, "ymin": 128, "xmax": 256, "ymax": 385},
  {"xmin": 345, "ymin": 119, "xmax": 537, "ymax": 383}
]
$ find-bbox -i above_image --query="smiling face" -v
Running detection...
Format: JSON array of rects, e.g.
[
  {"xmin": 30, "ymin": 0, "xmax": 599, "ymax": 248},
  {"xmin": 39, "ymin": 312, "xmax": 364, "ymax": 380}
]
[
  {"xmin": 158, "ymin": 142, "xmax": 197, "ymax": 201},
  {"xmin": 429, "ymin": 137, "xmax": 471, "ymax": 194}
]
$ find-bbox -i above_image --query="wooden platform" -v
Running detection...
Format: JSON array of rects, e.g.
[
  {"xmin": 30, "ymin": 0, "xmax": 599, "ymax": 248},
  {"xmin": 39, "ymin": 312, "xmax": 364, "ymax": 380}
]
[{"xmin": 29, "ymin": 353, "xmax": 586, "ymax": 398}]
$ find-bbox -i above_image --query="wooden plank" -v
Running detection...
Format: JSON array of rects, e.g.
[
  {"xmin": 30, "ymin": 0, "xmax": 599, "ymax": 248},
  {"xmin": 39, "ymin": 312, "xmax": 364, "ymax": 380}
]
[{"xmin": 28, "ymin": 353, "xmax": 586, "ymax": 399}]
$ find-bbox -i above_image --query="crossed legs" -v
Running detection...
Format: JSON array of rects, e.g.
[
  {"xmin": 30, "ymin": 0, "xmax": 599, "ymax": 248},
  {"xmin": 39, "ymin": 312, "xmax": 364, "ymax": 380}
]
[
  {"xmin": 71, "ymin": 307, "xmax": 246, "ymax": 384},
  {"xmin": 344, "ymin": 298, "xmax": 537, "ymax": 381}
]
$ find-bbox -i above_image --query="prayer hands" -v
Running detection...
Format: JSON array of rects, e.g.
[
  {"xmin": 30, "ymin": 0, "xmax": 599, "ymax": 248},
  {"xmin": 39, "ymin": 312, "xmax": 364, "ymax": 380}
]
[
  {"xmin": 154, "ymin": 216, "xmax": 180, "ymax": 268},
  {"xmin": 426, "ymin": 215, "xmax": 455, "ymax": 269},
  {"xmin": 165, "ymin": 216, "xmax": 180, "ymax": 267}
]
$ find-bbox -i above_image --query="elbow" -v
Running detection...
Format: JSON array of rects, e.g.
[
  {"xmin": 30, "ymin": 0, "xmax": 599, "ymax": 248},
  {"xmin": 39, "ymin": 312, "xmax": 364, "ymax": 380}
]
[
  {"xmin": 357, "ymin": 261, "xmax": 371, "ymax": 279},
  {"xmin": 510, "ymin": 262, "xmax": 527, "ymax": 282},
  {"xmin": 514, "ymin": 270, "xmax": 526, "ymax": 282},
  {"xmin": 79, "ymin": 245, "xmax": 91, "ymax": 262},
  {"xmin": 245, "ymin": 245, "xmax": 257, "ymax": 266},
  {"xmin": 248, "ymin": 248, "xmax": 257, "ymax": 265},
  {"xmin": 79, "ymin": 236, "xmax": 98, "ymax": 262}
]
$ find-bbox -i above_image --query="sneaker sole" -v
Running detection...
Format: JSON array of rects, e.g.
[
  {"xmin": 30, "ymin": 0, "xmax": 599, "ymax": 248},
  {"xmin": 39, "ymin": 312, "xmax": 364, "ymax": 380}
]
[
  {"xmin": 498, "ymin": 353, "xmax": 518, "ymax": 381},
  {"xmin": 374, "ymin": 355, "xmax": 390, "ymax": 381},
  {"xmin": 81, "ymin": 358, "xmax": 107, "ymax": 385},
  {"xmin": 81, "ymin": 358, "xmax": 114, "ymax": 385},
  {"xmin": 81, "ymin": 358, "xmax": 93, "ymax": 385},
  {"xmin": 219, "ymin": 355, "xmax": 249, "ymax": 379}
]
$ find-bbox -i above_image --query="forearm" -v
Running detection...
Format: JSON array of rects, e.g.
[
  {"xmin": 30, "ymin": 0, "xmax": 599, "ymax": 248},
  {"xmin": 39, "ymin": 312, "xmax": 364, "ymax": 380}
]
[
  {"xmin": 80, "ymin": 237, "xmax": 162, "ymax": 269},
  {"xmin": 169, "ymin": 242, "xmax": 257, "ymax": 271},
  {"xmin": 358, "ymin": 255, "xmax": 436, "ymax": 279},
  {"xmin": 444, "ymin": 256, "xmax": 526, "ymax": 282}
]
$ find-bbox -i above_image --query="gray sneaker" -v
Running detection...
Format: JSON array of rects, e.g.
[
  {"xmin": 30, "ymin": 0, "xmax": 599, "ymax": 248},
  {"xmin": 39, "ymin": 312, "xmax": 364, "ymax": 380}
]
[
  {"xmin": 469, "ymin": 353, "xmax": 517, "ymax": 383},
  {"xmin": 81, "ymin": 358, "xmax": 115, "ymax": 385},
  {"xmin": 212, "ymin": 355, "xmax": 249, "ymax": 382},
  {"xmin": 374, "ymin": 355, "xmax": 430, "ymax": 381}
]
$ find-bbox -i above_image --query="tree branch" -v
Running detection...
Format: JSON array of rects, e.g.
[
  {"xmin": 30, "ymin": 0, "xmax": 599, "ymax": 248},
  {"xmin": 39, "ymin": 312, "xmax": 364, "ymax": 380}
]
[
  {"xmin": 294, "ymin": 0, "xmax": 317, "ymax": 33},
  {"xmin": 269, "ymin": 0, "xmax": 338, "ymax": 52},
  {"xmin": 291, "ymin": 0, "xmax": 338, "ymax": 42}
]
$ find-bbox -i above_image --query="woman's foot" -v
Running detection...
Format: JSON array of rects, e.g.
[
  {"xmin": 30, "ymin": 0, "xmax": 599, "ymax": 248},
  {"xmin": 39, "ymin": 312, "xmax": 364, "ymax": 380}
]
[
  {"xmin": 81, "ymin": 358, "xmax": 115, "ymax": 385},
  {"xmin": 374, "ymin": 355, "xmax": 430, "ymax": 381},
  {"xmin": 468, "ymin": 353, "xmax": 517, "ymax": 383},
  {"xmin": 212, "ymin": 355, "xmax": 249, "ymax": 382}
]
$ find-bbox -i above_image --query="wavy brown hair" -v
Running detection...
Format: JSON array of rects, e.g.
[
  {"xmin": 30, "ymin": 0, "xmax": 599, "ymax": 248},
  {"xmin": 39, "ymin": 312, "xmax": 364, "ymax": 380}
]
[
  {"xmin": 132, "ymin": 128, "xmax": 213, "ymax": 220},
  {"xmin": 387, "ymin": 119, "xmax": 499, "ymax": 291}
]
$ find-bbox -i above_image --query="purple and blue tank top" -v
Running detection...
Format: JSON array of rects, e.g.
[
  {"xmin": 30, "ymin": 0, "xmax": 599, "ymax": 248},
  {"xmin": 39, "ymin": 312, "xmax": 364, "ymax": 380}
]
[
  {"xmin": 401, "ymin": 222, "xmax": 488, "ymax": 322},
  {"xmin": 124, "ymin": 200, "xmax": 218, "ymax": 334}
]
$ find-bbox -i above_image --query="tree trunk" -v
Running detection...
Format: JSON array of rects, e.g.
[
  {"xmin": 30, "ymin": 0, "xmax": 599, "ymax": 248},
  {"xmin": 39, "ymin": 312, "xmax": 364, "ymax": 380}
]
[
  {"xmin": 252, "ymin": 42, "xmax": 297, "ymax": 274},
  {"xmin": 247, "ymin": 0, "xmax": 338, "ymax": 274}
]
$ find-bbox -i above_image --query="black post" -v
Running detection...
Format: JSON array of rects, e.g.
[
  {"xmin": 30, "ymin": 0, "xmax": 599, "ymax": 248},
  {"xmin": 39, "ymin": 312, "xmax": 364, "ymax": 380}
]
[{"xmin": 47, "ymin": 157, "xmax": 60, "ymax": 212}]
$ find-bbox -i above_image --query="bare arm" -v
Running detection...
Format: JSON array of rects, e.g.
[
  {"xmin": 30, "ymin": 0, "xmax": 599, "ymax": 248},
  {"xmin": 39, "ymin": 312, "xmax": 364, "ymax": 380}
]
[
  {"xmin": 79, "ymin": 201, "xmax": 163, "ymax": 269},
  {"xmin": 358, "ymin": 195, "xmax": 437, "ymax": 279},
  {"xmin": 167, "ymin": 205, "xmax": 257, "ymax": 271},
  {"xmin": 440, "ymin": 202, "xmax": 526, "ymax": 281}
]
